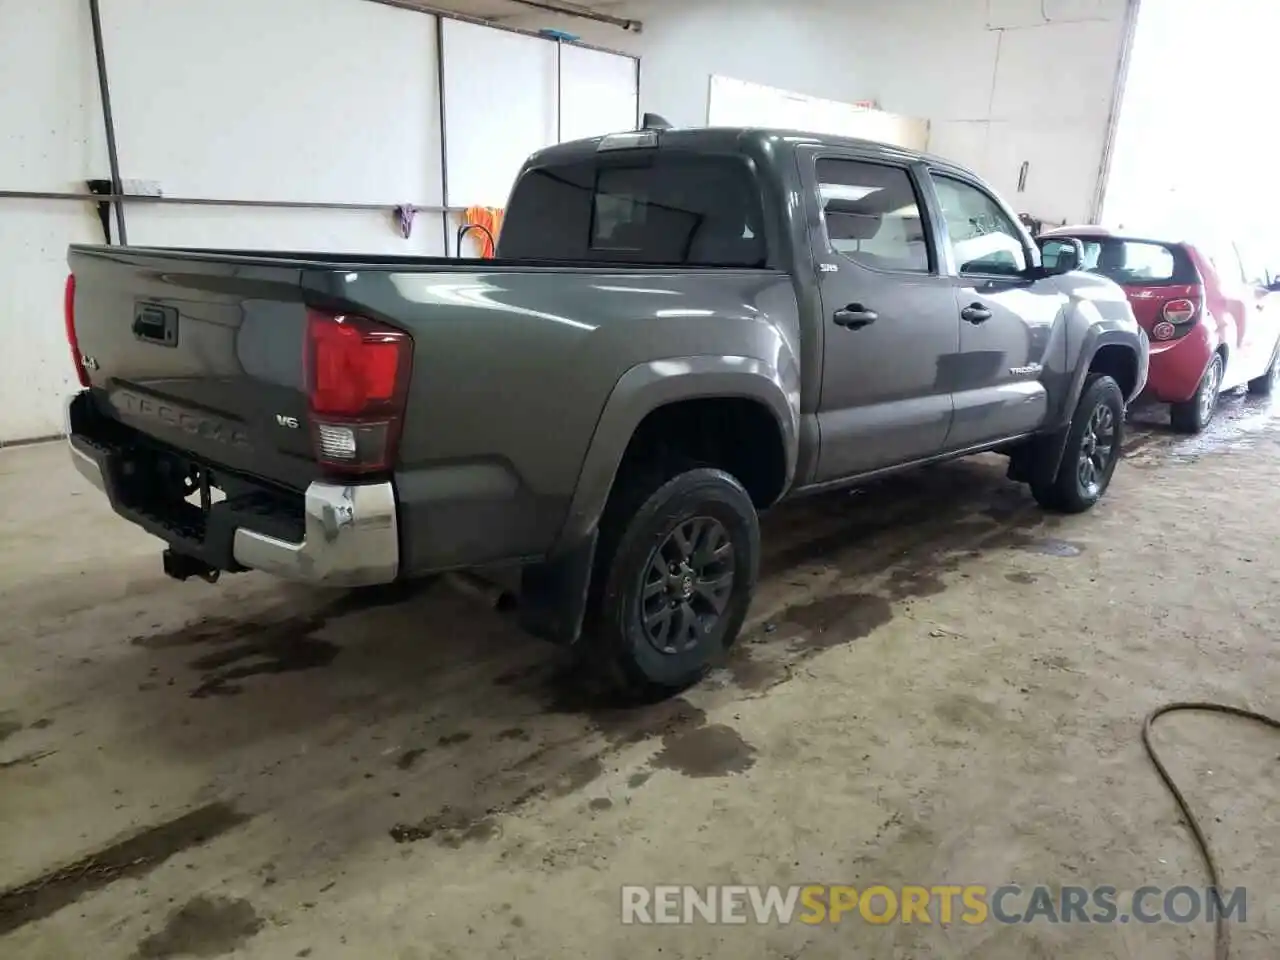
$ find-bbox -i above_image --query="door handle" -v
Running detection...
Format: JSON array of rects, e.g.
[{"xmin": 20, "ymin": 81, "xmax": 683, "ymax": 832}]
[
  {"xmin": 834, "ymin": 304, "xmax": 878, "ymax": 329},
  {"xmin": 961, "ymin": 303, "xmax": 992, "ymax": 324}
]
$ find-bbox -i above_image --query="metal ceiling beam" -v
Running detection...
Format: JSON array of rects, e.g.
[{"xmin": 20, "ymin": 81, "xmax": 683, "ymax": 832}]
[
  {"xmin": 374, "ymin": 0, "xmax": 641, "ymax": 33},
  {"xmin": 497, "ymin": 0, "xmax": 641, "ymax": 32}
]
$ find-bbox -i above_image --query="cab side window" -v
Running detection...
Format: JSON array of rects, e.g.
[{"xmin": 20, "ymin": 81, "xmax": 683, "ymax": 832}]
[
  {"xmin": 816, "ymin": 158, "xmax": 931, "ymax": 274},
  {"xmin": 932, "ymin": 175, "xmax": 1027, "ymax": 277}
]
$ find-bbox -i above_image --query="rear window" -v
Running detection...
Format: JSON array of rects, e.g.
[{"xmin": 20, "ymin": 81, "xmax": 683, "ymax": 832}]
[
  {"xmin": 1042, "ymin": 237, "xmax": 1195, "ymax": 285},
  {"xmin": 497, "ymin": 152, "xmax": 767, "ymax": 267}
]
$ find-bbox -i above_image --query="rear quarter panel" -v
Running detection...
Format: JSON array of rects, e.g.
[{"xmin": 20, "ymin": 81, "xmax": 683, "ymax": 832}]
[{"xmin": 305, "ymin": 267, "xmax": 801, "ymax": 570}]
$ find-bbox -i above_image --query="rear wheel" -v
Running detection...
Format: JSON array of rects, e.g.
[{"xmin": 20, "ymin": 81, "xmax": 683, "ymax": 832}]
[
  {"xmin": 585, "ymin": 467, "xmax": 759, "ymax": 700},
  {"xmin": 1170, "ymin": 354, "xmax": 1222, "ymax": 433},
  {"xmin": 1031, "ymin": 374, "xmax": 1124, "ymax": 514}
]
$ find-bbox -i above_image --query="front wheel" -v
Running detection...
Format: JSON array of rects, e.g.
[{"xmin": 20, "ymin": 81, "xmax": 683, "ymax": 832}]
[
  {"xmin": 1170, "ymin": 353, "xmax": 1223, "ymax": 433},
  {"xmin": 586, "ymin": 467, "xmax": 760, "ymax": 700},
  {"xmin": 1031, "ymin": 374, "xmax": 1124, "ymax": 514}
]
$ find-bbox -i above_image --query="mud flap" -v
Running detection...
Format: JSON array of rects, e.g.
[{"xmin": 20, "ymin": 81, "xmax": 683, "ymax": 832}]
[
  {"xmin": 1006, "ymin": 427, "xmax": 1070, "ymax": 486},
  {"xmin": 516, "ymin": 530, "xmax": 598, "ymax": 646}
]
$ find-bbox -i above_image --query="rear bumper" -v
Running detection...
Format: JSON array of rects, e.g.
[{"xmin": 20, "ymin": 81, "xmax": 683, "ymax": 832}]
[
  {"xmin": 1141, "ymin": 325, "xmax": 1212, "ymax": 404},
  {"xmin": 231, "ymin": 483, "xmax": 398, "ymax": 586},
  {"xmin": 65, "ymin": 393, "xmax": 399, "ymax": 587}
]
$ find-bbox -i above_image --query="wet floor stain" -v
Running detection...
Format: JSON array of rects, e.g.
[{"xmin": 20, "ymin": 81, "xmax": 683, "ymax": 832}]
[
  {"xmin": 780, "ymin": 593, "xmax": 895, "ymax": 650},
  {"xmin": 437, "ymin": 731, "xmax": 472, "ymax": 746},
  {"xmin": 396, "ymin": 748, "xmax": 426, "ymax": 771},
  {"xmin": 588, "ymin": 797, "xmax": 614, "ymax": 812},
  {"xmin": 0, "ymin": 802, "xmax": 250, "ymax": 936},
  {"xmin": 0, "ymin": 716, "xmax": 20, "ymax": 744},
  {"xmin": 389, "ymin": 751, "xmax": 605, "ymax": 846},
  {"xmin": 135, "ymin": 895, "xmax": 265, "ymax": 959},
  {"xmin": 129, "ymin": 586, "xmax": 431, "ymax": 697},
  {"xmin": 1019, "ymin": 538, "xmax": 1083, "ymax": 558},
  {"xmin": 653, "ymin": 724, "xmax": 758, "ymax": 778},
  {"xmin": 549, "ymin": 756, "xmax": 606, "ymax": 797},
  {"xmin": 627, "ymin": 771, "xmax": 652, "ymax": 789},
  {"xmin": 1006, "ymin": 572, "xmax": 1039, "ymax": 585},
  {"xmin": 723, "ymin": 645, "xmax": 790, "ymax": 692},
  {"xmin": 189, "ymin": 630, "xmax": 339, "ymax": 699},
  {"xmin": 1125, "ymin": 392, "xmax": 1280, "ymax": 465},
  {"xmin": 496, "ymin": 727, "xmax": 530, "ymax": 742},
  {"xmin": 389, "ymin": 807, "xmax": 500, "ymax": 846},
  {"xmin": 0, "ymin": 749, "xmax": 56, "ymax": 770}
]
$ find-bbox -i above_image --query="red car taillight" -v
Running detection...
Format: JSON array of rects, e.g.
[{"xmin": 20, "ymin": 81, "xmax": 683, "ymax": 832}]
[
  {"xmin": 304, "ymin": 310, "xmax": 412, "ymax": 475},
  {"xmin": 1153, "ymin": 287, "xmax": 1204, "ymax": 341},
  {"xmin": 64, "ymin": 273, "xmax": 90, "ymax": 387}
]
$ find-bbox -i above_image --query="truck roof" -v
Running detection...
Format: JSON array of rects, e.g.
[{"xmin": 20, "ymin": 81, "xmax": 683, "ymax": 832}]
[{"xmin": 526, "ymin": 126, "xmax": 973, "ymax": 179}]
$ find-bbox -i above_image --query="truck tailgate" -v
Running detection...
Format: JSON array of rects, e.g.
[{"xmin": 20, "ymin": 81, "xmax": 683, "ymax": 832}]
[{"xmin": 68, "ymin": 246, "xmax": 319, "ymax": 492}]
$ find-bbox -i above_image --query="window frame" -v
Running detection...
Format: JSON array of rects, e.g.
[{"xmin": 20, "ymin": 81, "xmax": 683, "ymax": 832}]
[
  {"xmin": 812, "ymin": 153, "xmax": 940, "ymax": 278},
  {"xmin": 925, "ymin": 168, "xmax": 1035, "ymax": 282}
]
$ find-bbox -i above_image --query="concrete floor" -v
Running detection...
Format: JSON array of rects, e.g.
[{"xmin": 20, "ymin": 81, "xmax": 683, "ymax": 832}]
[{"xmin": 1, "ymin": 395, "xmax": 1278, "ymax": 960}]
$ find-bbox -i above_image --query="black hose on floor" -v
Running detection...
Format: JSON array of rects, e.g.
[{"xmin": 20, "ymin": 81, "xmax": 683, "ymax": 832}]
[{"xmin": 1141, "ymin": 702, "xmax": 1280, "ymax": 960}]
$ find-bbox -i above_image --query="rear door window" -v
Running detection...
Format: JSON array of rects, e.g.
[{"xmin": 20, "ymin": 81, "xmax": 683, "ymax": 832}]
[
  {"xmin": 815, "ymin": 158, "xmax": 931, "ymax": 274},
  {"xmin": 499, "ymin": 153, "xmax": 767, "ymax": 267}
]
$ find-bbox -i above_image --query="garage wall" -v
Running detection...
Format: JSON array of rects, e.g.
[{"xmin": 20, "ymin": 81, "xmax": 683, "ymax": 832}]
[
  {"xmin": 0, "ymin": 0, "xmax": 636, "ymax": 443},
  {"xmin": 99, "ymin": 0, "xmax": 447, "ymax": 254},
  {"xmin": 0, "ymin": 0, "xmax": 109, "ymax": 443},
  {"xmin": 507, "ymin": 0, "xmax": 1135, "ymax": 225}
]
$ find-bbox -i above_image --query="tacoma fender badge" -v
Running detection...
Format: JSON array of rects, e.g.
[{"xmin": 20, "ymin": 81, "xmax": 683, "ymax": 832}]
[{"xmin": 1009, "ymin": 363, "xmax": 1043, "ymax": 377}]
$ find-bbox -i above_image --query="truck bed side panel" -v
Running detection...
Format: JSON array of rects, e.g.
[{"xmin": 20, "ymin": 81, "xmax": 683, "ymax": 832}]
[{"xmin": 311, "ymin": 267, "xmax": 800, "ymax": 573}]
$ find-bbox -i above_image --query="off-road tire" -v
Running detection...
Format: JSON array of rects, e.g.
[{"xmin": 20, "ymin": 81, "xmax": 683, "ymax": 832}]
[
  {"xmin": 1030, "ymin": 373, "xmax": 1125, "ymax": 514},
  {"xmin": 583, "ymin": 467, "xmax": 759, "ymax": 701}
]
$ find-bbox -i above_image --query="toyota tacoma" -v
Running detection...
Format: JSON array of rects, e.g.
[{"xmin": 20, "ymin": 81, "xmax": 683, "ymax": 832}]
[{"xmin": 63, "ymin": 124, "xmax": 1148, "ymax": 697}]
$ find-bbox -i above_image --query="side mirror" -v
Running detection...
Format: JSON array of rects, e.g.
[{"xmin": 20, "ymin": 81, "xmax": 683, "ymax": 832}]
[{"xmin": 1039, "ymin": 237, "xmax": 1084, "ymax": 276}]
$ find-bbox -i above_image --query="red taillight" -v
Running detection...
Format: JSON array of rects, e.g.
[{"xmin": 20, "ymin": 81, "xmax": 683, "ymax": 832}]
[
  {"xmin": 64, "ymin": 273, "xmax": 90, "ymax": 387},
  {"xmin": 1162, "ymin": 298, "xmax": 1197, "ymax": 325},
  {"xmin": 1154, "ymin": 287, "xmax": 1204, "ymax": 341},
  {"xmin": 304, "ymin": 310, "xmax": 412, "ymax": 475}
]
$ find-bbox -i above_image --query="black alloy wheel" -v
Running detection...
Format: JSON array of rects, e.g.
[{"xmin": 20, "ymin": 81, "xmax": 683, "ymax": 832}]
[
  {"xmin": 639, "ymin": 516, "xmax": 735, "ymax": 655},
  {"xmin": 1076, "ymin": 400, "xmax": 1117, "ymax": 499}
]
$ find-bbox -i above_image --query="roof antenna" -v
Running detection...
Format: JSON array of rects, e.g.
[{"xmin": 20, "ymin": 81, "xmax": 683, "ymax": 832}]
[{"xmin": 641, "ymin": 112, "xmax": 672, "ymax": 130}]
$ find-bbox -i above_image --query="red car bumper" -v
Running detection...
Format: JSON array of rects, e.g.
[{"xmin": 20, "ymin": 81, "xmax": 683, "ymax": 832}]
[{"xmin": 1141, "ymin": 324, "xmax": 1213, "ymax": 404}]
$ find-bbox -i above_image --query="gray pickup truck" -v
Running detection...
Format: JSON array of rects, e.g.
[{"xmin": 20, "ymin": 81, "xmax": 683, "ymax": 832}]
[{"xmin": 64, "ymin": 125, "xmax": 1148, "ymax": 697}]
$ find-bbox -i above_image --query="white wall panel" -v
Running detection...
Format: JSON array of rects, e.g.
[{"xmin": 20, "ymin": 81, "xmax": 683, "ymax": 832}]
[
  {"xmin": 0, "ymin": 0, "xmax": 107, "ymax": 193},
  {"xmin": 0, "ymin": 0, "xmax": 109, "ymax": 442},
  {"xmin": 709, "ymin": 76, "xmax": 928, "ymax": 150},
  {"xmin": 101, "ymin": 0, "xmax": 442, "ymax": 207},
  {"xmin": 506, "ymin": 0, "xmax": 1134, "ymax": 224},
  {"xmin": 558, "ymin": 44, "xmax": 638, "ymax": 142},
  {"xmin": 441, "ymin": 18, "xmax": 557, "ymax": 210},
  {"xmin": 125, "ymin": 207, "xmax": 446, "ymax": 256}
]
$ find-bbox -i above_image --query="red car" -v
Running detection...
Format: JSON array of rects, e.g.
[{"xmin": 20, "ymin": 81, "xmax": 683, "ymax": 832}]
[{"xmin": 1040, "ymin": 228, "xmax": 1280, "ymax": 432}]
